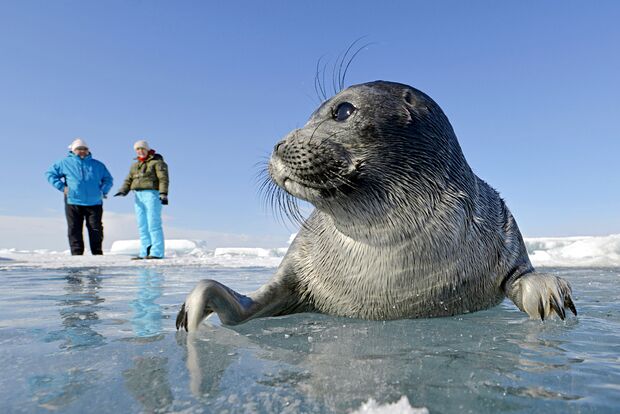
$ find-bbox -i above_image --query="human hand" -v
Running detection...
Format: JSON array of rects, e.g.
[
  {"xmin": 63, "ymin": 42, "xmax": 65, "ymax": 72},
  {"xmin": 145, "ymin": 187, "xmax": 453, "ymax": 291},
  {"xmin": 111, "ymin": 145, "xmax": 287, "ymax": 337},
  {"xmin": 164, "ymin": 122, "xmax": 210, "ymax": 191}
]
[
  {"xmin": 160, "ymin": 194, "xmax": 168, "ymax": 205},
  {"xmin": 63, "ymin": 186, "xmax": 68, "ymax": 195},
  {"xmin": 114, "ymin": 191, "xmax": 128, "ymax": 197}
]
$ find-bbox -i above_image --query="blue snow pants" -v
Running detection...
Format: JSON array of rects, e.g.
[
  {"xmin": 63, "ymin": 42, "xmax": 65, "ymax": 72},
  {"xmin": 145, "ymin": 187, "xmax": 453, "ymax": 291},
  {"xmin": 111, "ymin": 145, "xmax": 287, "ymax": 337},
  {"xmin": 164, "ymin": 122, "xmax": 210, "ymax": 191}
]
[{"xmin": 134, "ymin": 190, "xmax": 165, "ymax": 258}]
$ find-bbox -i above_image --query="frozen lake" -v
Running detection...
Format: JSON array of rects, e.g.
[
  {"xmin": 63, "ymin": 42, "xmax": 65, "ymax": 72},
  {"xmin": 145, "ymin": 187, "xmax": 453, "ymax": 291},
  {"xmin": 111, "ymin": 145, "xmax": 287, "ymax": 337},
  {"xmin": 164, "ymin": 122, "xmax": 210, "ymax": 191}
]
[{"xmin": 0, "ymin": 263, "xmax": 618, "ymax": 413}]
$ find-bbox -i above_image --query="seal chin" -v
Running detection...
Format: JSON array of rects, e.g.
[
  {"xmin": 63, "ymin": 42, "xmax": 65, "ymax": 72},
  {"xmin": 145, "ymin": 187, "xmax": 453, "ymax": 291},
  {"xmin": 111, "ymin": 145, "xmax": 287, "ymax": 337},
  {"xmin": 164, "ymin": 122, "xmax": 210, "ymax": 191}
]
[
  {"xmin": 281, "ymin": 178, "xmax": 321, "ymax": 201},
  {"xmin": 284, "ymin": 177, "xmax": 356, "ymax": 203}
]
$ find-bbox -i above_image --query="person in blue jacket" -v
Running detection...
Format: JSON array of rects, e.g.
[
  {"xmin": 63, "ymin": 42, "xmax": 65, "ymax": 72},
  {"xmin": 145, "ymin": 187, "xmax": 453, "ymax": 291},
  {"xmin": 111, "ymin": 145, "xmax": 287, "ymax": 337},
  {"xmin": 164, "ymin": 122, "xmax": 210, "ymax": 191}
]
[{"xmin": 46, "ymin": 138, "xmax": 113, "ymax": 255}]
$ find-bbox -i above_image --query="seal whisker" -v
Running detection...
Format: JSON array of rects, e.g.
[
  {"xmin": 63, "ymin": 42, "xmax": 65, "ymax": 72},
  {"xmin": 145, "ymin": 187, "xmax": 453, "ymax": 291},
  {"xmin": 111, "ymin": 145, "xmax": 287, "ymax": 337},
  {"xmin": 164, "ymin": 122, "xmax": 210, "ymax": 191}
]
[
  {"xmin": 259, "ymin": 175, "xmax": 291, "ymax": 228},
  {"xmin": 309, "ymin": 117, "xmax": 332, "ymax": 144},
  {"xmin": 331, "ymin": 51, "xmax": 342, "ymax": 97},
  {"xmin": 262, "ymin": 180, "xmax": 277, "ymax": 215},
  {"xmin": 275, "ymin": 186, "xmax": 288, "ymax": 222},
  {"xmin": 340, "ymin": 41, "xmax": 372, "ymax": 91},
  {"xmin": 322, "ymin": 60, "xmax": 330, "ymax": 100},
  {"xmin": 258, "ymin": 176, "xmax": 274, "ymax": 207},
  {"xmin": 314, "ymin": 57, "xmax": 322, "ymax": 103},
  {"xmin": 281, "ymin": 189, "xmax": 309, "ymax": 230},
  {"xmin": 338, "ymin": 37, "xmax": 371, "ymax": 91},
  {"xmin": 254, "ymin": 158, "xmax": 271, "ymax": 184},
  {"xmin": 314, "ymin": 55, "xmax": 329, "ymax": 102},
  {"xmin": 262, "ymin": 175, "xmax": 308, "ymax": 231}
]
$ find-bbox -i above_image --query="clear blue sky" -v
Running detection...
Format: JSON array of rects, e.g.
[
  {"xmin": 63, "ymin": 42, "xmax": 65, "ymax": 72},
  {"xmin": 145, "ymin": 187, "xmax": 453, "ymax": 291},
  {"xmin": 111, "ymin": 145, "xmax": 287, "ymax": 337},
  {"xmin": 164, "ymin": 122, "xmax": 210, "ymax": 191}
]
[{"xmin": 1, "ymin": 1, "xmax": 619, "ymax": 249}]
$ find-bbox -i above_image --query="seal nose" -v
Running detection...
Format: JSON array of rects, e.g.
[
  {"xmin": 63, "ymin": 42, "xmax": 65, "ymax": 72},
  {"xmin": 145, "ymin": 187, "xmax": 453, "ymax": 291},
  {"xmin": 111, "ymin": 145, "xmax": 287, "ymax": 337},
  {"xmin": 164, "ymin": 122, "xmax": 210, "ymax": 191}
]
[{"xmin": 274, "ymin": 140, "xmax": 286, "ymax": 155}]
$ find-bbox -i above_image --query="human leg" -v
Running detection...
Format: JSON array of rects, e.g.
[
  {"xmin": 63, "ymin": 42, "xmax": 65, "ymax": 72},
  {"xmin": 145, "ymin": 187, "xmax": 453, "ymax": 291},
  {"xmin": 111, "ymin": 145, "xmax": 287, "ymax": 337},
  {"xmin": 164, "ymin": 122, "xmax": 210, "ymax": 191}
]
[
  {"xmin": 85, "ymin": 204, "xmax": 104, "ymax": 255},
  {"xmin": 65, "ymin": 203, "xmax": 85, "ymax": 255},
  {"xmin": 134, "ymin": 192, "xmax": 152, "ymax": 258},
  {"xmin": 143, "ymin": 190, "xmax": 165, "ymax": 258}
]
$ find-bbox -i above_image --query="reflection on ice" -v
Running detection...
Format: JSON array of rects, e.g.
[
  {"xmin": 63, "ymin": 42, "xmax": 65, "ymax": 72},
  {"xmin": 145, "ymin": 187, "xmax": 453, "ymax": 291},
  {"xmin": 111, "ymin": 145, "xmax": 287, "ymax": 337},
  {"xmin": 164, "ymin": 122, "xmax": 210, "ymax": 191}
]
[
  {"xmin": 181, "ymin": 327, "xmax": 243, "ymax": 400},
  {"xmin": 45, "ymin": 269, "xmax": 105, "ymax": 349},
  {"xmin": 28, "ymin": 369, "xmax": 97, "ymax": 410},
  {"xmin": 130, "ymin": 269, "xmax": 164, "ymax": 338},
  {"xmin": 123, "ymin": 356, "xmax": 173, "ymax": 412},
  {"xmin": 172, "ymin": 304, "xmax": 607, "ymax": 413}
]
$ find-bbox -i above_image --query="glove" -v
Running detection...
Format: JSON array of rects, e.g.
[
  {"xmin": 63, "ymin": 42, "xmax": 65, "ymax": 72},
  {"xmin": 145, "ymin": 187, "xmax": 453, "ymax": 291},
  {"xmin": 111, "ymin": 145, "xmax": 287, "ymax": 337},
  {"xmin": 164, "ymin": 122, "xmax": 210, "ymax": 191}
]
[
  {"xmin": 160, "ymin": 194, "xmax": 168, "ymax": 205},
  {"xmin": 114, "ymin": 191, "xmax": 128, "ymax": 197}
]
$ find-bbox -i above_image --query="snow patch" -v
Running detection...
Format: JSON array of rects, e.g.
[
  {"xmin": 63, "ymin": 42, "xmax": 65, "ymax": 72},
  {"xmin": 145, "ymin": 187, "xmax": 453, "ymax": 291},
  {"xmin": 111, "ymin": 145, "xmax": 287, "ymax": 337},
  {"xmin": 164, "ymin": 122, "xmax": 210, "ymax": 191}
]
[
  {"xmin": 214, "ymin": 247, "xmax": 287, "ymax": 258},
  {"xmin": 110, "ymin": 239, "xmax": 206, "ymax": 257},
  {"xmin": 0, "ymin": 239, "xmax": 287, "ymax": 270},
  {"xmin": 352, "ymin": 396, "xmax": 428, "ymax": 414},
  {"xmin": 525, "ymin": 234, "xmax": 620, "ymax": 267}
]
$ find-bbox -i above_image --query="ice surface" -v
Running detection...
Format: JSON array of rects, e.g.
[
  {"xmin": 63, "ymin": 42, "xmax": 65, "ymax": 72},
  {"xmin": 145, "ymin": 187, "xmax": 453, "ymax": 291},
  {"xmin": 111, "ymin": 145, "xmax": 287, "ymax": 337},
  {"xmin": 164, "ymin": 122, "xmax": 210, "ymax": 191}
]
[
  {"xmin": 1, "ymin": 266, "xmax": 618, "ymax": 413},
  {"xmin": 1, "ymin": 234, "xmax": 620, "ymax": 270}
]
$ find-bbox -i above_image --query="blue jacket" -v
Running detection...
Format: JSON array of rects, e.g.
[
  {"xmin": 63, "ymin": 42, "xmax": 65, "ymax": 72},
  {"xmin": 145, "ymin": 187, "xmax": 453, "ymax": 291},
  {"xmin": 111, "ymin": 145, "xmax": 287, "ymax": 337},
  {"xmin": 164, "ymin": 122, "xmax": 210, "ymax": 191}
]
[{"xmin": 46, "ymin": 152, "xmax": 114, "ymax": 206}]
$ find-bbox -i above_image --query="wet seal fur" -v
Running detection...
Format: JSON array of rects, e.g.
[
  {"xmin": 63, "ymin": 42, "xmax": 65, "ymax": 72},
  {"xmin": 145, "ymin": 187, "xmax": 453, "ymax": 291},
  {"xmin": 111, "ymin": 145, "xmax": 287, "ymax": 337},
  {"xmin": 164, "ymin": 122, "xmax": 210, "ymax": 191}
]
[{"xmin": 177, "ymin": 81, "xmax": 576, "ymax": 332}]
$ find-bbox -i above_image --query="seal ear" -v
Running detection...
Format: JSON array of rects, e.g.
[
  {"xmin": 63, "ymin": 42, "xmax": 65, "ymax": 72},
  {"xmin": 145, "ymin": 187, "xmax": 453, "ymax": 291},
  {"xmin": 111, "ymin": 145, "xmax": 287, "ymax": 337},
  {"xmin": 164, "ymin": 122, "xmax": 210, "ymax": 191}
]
[
  {"xmin": 403, "ymin": 89, "xmax": 430, "ymax": 110},
  {"xmin": 403, "ymin": 90, "xmax": 415, "ymax": 106},
  {"xmin": 403, "ymin": 89, "xmax": 430, "ymax": 120}
]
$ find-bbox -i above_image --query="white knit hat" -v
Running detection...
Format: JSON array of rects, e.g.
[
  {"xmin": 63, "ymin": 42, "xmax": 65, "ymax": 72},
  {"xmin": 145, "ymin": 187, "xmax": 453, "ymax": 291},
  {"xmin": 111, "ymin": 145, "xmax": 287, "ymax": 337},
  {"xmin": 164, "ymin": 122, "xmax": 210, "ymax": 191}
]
[
  {"xmin": 133, "ymin": 140, "xmax": 150, "ymax": 151},
  {"xmin": 68, "ymin": 138, "xmax": 89, "ymax": 151}
]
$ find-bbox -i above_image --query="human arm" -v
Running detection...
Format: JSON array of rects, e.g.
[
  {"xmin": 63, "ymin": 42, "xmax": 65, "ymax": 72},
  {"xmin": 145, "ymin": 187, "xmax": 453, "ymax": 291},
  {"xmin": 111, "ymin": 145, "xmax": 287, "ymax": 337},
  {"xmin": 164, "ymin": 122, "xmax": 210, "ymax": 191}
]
[
  {"xmin": 115, "ymin": 169, "xmax": 133, "ymax": 196},
  {"xmin": 155, "ymin": 160, "xmax": 169, "ymax": 196},
  {"xmin": 100, "ymin": 164, "xmax": 114, "ymax": 197},
  {"xmin": 45, "ymin": 162, "xmax": 66, "ymax": 192}
]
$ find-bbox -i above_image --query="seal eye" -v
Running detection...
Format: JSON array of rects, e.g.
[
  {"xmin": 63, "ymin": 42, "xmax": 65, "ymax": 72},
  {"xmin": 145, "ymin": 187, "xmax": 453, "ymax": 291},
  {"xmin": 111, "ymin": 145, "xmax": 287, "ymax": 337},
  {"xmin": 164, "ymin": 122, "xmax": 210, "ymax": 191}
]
[{"xmin": 333, "ymin": 102, "xmax": 356, "ymax": 122}]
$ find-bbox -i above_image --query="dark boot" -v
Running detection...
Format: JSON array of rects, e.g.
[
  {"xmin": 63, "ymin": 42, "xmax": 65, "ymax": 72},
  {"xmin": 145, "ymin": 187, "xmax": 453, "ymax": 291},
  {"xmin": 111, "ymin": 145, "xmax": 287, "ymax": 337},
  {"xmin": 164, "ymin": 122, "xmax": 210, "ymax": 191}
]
[{"xmin": 131, "ymin": 245, "xmax": 151, "ymax": 260}]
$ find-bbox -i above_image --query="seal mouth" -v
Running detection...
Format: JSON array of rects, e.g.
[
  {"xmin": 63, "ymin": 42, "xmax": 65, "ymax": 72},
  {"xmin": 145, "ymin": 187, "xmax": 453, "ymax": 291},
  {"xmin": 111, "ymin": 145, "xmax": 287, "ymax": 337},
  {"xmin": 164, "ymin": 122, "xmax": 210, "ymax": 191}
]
[
  {"xmin": 282, "ymin": 176, "xmax": 355, "ymax": 200},
  {"xmin": 270, "ymin": 156, "xmax": 359, "ymax": 202}
]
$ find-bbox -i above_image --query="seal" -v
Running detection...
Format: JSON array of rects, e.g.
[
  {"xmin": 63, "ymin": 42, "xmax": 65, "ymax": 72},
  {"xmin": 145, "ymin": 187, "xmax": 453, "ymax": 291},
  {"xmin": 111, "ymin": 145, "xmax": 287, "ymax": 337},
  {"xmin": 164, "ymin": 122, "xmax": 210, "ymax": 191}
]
[{"xmin": 176, "ymin": 81, "xmax": 576, "ymax": 332}]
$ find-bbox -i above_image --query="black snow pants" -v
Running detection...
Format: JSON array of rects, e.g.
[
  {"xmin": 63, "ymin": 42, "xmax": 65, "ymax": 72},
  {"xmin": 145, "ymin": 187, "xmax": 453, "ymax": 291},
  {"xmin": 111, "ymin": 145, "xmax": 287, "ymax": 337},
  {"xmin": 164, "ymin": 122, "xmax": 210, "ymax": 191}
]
[{"xmin": 65, "ymin": 202, "xmax": 104, "ymax": 255}]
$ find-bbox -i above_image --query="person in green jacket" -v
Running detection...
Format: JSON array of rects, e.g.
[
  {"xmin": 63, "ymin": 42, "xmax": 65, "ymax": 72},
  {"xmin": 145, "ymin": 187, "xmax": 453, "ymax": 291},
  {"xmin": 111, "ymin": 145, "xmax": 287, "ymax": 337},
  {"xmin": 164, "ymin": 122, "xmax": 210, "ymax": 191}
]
[{"xmin": 115, "ymin": 140, "xmax": 169, "ymax": 259}]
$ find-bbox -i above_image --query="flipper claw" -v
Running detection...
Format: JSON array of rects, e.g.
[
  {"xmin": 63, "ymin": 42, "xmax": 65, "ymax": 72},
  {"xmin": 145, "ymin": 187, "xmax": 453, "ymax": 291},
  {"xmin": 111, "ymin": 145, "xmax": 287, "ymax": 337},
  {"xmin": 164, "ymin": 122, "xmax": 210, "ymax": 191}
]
[
  {"xmin": 550, "ymin": 295, "xmax": 565, "ymax": 320},
  {"xmin": 565, "ymin": 295, "xmax": 578, "ymax": 316},
  {"xmin": 538, "ymin": 299, "xmax": 545, "ymax": 321},
  {"xmin": 176, "ymin": 303, "xmax": 188, "ymax": 331}
]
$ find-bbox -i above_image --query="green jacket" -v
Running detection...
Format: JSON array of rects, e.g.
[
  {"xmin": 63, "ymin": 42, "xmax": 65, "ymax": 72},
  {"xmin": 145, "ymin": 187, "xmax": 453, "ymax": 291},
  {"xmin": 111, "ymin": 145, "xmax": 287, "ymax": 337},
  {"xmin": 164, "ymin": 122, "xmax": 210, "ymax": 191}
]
[{"xmin": 119, "ymin": 153, "xmax": 169, "ymax": 194}]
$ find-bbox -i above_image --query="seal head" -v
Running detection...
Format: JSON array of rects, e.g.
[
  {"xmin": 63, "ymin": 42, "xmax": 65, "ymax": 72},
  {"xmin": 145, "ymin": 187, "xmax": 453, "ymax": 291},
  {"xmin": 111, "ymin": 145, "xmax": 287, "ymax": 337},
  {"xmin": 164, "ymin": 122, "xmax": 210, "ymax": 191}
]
[{"xmin": 270, "ymin": 81, "xmax": 476, "ymax": 244}]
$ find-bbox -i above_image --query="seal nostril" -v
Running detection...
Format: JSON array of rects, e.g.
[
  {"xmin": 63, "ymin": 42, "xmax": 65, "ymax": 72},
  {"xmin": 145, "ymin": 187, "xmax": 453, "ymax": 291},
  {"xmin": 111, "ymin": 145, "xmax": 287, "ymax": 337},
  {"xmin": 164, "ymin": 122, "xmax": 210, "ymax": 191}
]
[{"xmin": 274, "ymin": 141, "xmax": 285, "ymax": 154}]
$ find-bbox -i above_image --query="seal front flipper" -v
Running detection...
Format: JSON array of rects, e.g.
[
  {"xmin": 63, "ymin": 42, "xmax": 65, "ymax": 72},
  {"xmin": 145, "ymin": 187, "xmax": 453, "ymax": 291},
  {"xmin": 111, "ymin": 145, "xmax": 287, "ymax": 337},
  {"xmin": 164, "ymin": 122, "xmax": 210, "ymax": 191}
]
[
  {"xmin": 176, "ymin": 277, "xmax": 304, "ymax": 332},
  {"xmin": 505, "ymin": 272, "xmax": 577, "ymax": 320}
]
